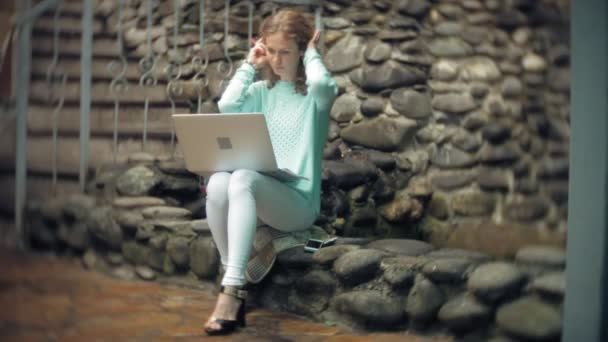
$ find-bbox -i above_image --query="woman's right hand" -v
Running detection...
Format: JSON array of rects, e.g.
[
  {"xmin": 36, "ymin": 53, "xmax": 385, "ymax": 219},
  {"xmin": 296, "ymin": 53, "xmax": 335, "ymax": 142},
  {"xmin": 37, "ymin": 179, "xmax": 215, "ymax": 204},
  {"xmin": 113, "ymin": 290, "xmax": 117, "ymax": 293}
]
[{"xmin": 247, "ymin": 39, "xmax": 268, "ymax": 69}]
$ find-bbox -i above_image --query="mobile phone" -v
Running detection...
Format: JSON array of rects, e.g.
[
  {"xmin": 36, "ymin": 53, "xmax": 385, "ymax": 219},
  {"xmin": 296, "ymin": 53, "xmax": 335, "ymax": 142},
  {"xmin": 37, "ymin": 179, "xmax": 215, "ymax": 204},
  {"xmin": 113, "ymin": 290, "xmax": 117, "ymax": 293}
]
[{"xmin": 304, "ymin": 239, "xmax": 324, "ymax": 253}]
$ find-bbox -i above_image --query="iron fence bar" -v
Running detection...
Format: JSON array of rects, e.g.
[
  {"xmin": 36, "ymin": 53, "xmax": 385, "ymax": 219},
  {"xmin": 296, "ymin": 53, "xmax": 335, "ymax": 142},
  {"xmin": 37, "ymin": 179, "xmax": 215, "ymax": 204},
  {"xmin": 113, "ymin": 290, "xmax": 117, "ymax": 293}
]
[
  {"xmin": 247, "ymin": 1, "xmax": 253, "ymax": 44},
  {"xmin": 12, "ymin": 0, "xmax": 58, "ymax": 26},
  {"xmin": 47, "ymin": 0, "xmax": 66, "ymax": 194},
  {"xmin": 199, "ymin": 0, "xmax": 205, "ymax": 48},
  {"xmin": 217, "ymin": 0, "xmax": 233, "ymax": 90},
  {"xmin": 270, "ymin": 0, "xmax": 320, "ymax": 5},
  {"xmin": 14, "ymin": 0, "xmax": 33, "ymax": 250},
  {"xmin": 109, "ymin": 0, "xmax": 128, "ymax": 165},
  {"xmin": 79, "ymin": 0, "xmax": 93, "ymax": 191},
  {"xmin": 139, "ymin": 0, "xmax": 157, "ymax": 152},
  {"xmin": 166, "ymin": 0, "xmax": 183, "ymax": 158}
]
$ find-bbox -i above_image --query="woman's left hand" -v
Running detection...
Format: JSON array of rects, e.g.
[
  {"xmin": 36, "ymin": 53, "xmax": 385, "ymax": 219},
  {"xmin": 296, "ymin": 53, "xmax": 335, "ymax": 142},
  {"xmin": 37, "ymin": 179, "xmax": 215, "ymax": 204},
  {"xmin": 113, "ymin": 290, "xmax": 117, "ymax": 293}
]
[{"xmin": 307, "ymin": 30, "xmax": 320, "ymax": 50}]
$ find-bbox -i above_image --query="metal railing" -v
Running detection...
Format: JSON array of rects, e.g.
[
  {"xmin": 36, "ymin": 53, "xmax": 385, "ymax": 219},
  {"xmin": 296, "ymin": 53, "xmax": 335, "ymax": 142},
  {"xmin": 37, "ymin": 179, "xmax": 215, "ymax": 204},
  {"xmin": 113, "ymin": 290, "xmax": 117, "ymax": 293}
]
[{"xmin": 11, "ymin": 0, "xmax": 324, "ymax": 248}]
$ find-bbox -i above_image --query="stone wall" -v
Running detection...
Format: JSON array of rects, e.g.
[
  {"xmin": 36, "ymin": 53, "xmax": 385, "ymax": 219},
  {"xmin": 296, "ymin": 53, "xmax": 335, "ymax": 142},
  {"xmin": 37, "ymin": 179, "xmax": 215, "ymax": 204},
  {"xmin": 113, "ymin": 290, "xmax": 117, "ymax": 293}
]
[
  {"xmin": 26, "ymin": 156, "xmax": 566, "ymax": 340},
  {"xmin": 92, "ymin": 0, "xmax": 570, "ymax": 253},
  {"xmin": 20, "ymin": 1, "xmax": 571, "ymax": 339}
]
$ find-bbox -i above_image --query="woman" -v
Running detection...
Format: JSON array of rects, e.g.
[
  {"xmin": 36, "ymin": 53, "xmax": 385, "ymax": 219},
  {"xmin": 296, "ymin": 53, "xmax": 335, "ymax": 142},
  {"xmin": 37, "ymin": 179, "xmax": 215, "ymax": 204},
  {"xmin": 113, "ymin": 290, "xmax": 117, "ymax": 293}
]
[{"xmin": 203, "ymin": 8, "xmax": 337, "ymax": 335}]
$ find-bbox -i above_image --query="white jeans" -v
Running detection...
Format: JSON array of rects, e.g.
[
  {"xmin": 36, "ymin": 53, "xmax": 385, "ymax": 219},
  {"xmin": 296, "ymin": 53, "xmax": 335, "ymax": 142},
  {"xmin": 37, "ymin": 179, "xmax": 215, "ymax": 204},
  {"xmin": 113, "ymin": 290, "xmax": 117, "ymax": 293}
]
[{"xmin": 205, "ymin": 169, "xmax": 316, "ymax": 286}]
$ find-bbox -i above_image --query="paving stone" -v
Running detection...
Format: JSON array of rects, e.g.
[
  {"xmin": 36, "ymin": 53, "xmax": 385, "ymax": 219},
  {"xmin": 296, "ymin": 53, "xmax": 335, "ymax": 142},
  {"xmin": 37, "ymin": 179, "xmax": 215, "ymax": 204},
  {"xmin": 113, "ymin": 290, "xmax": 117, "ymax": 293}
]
[{"xmin": 5, "ymin": 252, "xmax": 433, "ymax": 340}]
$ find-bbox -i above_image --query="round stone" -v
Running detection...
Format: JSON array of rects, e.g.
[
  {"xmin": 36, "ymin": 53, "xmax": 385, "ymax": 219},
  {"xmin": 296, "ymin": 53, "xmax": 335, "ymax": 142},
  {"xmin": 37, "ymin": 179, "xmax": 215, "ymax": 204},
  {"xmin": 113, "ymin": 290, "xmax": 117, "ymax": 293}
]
[
  {"xmin": 426, "ymin": 248, "xmax": 491, "ymax": 261},
  {"xmin": 406, "ymin": 274, "xmax": 445, "ymax": 321},
  {"xmin": 422, "ymin": 258, "xmax": 473, "ymax": 283},
  {"xmin": 431, "ymin": 147, "xmax": 477, "ymax": 169},
  {"xmin": 360, "ymin": 97, "xmax": 385, "ymax": 117},
  {"xmin": 435, "ymin": 21, "xmax": 464, "ymax": 36},
  {"xmin": 467, "ymin": 262, "xmax": 526, "ymax": 302},
  {"xmin": 496, "ymin": 296, "xmax": 562, "ymax": 340},
  {"xmin": 390, "ymin": 89, "xmax": 432, "ymax": 119},
  {"xmin": 515, "ymin": 246, "xmax": 566, "ymax": 268},
  {"xmin": 366, "ymin": 239, "xmax": 434, "ymax": 256},
  {"xmin": 482, "ymin": 122, "xmax": 511, "ymax": 144},
  {"xmin": 141, "ymin": 206, "xmax": 192, "ymax": 220},
  {"xmin": 331, "ymin": 93, "xmax": 361, "ymax": 123},
  {"xmin": 189, "ymin": 237, "xmax": 219, "ymax": 278},
  {"xmin": 452, "ymin": 130, "xmax": 482, "ymax": 152},
  {"xmin": 431, "ymin": 171, "xmax": 475, "ymax": 190},
  {"xmin": 431, "ymin": 59, "xmax": 460, "ymax": 81},
  {"xmin": 432, "ymin": 93, "xmax": 478, "ymax": 114},
  {"xmin": 528, "ymin": 272, "xmax": 565, "ymax": 297},
  {"xmin": 452, "ymin": 192, "xmax": 496, "ymax": 216},
  {"xmin": 438, "ymin": 293, "xmax": 492, "ymax": 331},
  {"xmin": 116, "ymin": 165, "xmax": 160, "ymax": 196},
  {"xmin": 479, "ymin": 143, "xmax": 522, "ymax": 165},
  {"xmin": 477, "ymin": 169, "xmax": 510, "ymax": 192},
  {"xmin": 326, "ymin": 34, "xmax": 365, "ymax": 72},
  {"xmin": 334, "ymin": 291, "xmax": 404, "ymax": 326},
  {"xmin": 333, "ymin": 249, "xmax": 385, "ymax": 286},
  {"xmin": 428, "ymin": 37, "xmax": 473, "ymax": 58},
  {"xmin": 501, "ymin": 76, "xmax": 523, "ymax": 98},
  {"xmin": 135, "ymin": 266, "xmax": 157, "ymax": 280},
  {"xmin": 312, "ymin": 245, "xmax": 361, "ymax": 266},
  {"xmin": 522, "ymin": 53, "xmax": 547, "ymax": 72},
  {"xmin": 364, "ymin": 40, "xmax": 392, "ymax": 63},
  {"xmin": 112, "ymin": 196, "xmax": 166, "ymax": 209},
  {"xmin": 461, "ymin": 57, "xmax": 501, "ymax": 82},
  {"xmin": 503, "ymin": 197, "xmax": 549, "ymax": 222}
]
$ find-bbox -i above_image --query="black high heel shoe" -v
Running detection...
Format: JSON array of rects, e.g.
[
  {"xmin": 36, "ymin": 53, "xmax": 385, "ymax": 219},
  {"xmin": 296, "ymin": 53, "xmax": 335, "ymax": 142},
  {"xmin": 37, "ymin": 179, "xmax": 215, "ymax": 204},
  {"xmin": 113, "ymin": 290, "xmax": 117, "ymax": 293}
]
[{"xmin": 204, "ymin": 285, "xmax": 247, "ymax": 336}]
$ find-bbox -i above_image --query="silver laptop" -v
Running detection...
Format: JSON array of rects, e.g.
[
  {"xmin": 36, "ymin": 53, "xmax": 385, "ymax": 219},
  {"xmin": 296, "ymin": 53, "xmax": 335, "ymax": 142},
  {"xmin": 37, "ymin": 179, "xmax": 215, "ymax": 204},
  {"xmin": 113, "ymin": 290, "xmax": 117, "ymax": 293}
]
[{"xmin": 172, "ymin": 113, "xmax": 306, "ymax": 182}]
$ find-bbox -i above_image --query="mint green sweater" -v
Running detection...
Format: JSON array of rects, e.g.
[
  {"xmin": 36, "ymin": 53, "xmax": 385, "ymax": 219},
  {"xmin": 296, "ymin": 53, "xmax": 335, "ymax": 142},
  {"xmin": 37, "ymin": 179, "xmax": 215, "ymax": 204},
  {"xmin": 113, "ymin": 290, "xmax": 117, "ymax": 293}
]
[{"xmin": 217, "ymin": 48, "xmax": 338, "ymax": 216}]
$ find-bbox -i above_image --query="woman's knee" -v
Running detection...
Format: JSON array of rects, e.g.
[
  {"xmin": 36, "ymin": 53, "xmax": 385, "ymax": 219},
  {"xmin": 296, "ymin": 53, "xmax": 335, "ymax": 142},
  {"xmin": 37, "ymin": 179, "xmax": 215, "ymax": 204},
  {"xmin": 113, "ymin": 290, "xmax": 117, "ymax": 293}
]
[
  {"xmin": 206, "ymin": 172, "xmax": 231, "ymax": 204},
  {"xmin": 228, "ymin": 169, "xmax": 260, "ymax": 197}
]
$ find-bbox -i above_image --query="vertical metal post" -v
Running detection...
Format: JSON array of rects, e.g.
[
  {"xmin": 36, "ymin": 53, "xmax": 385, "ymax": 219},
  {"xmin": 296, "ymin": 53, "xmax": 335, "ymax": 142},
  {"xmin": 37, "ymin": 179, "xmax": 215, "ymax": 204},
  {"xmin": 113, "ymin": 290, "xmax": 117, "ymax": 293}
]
[
  {"xmin": 563, "ymin": 0, "xmax": 608, "ymax": 340},
  {"xmin": 14, "ymin": 0, "xmax": 32, "ymax": 249},
  {"xmin": 79, "ymin": 0, "xmax": 93, "ymax": 191},
  {"xmin": 314, "ymin": 4, "xmax": 323, "ymax": 53}
]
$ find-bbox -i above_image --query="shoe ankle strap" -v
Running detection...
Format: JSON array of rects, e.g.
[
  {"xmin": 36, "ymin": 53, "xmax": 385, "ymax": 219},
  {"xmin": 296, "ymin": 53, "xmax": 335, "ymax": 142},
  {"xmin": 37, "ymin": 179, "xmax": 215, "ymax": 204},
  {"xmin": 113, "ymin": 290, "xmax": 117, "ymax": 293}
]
[{"xmin": 221, "ymin": 286, "xmax": 248, "ymax": 300}]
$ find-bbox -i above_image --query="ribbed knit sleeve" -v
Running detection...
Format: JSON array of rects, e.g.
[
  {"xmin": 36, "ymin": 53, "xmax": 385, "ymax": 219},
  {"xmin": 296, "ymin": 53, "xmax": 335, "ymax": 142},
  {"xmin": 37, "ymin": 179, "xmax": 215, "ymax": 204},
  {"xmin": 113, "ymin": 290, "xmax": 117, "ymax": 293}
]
[
  {"xmin": 217, "ymin": 63, "xmax": 264, "ymax": 114},
  {"xmin": 303, "ymin": 48, "xmax": 338, "ymax": 114}
]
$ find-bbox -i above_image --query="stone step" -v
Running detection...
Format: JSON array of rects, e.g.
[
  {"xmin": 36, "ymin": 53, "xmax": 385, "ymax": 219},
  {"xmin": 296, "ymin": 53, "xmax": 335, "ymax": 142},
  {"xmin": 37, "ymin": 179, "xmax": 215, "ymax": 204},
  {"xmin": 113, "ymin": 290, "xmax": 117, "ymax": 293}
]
[
  {"xmin": 29, "ymin": 79, "xmax": 175, "ymax": 105},
  {"xmin": 32, "ymin": 35, "xmax": 132, "ymax": 59},
  {"xmin": 0, "ymin": 133, "xmax": 182, "ymax": 177},
  {"xmin": 30, "ymin": 55, "xmax": 209, "ymax": 85},
  {"xmin": 31, "ymin": 56, "xmax": 145, "ymax": 82},
  {"xmin": 0, "ymin": 173, "xmax": 81, "ymax": 214},
  {"xmin": 27, "ymin": 104, "xmax": 188, "ymax": 137},
  {"xmin": 32, "ymin": 14, "xmax": 104, "ymax": 36},
  {"xmin": 112, "ymin": 196, "xmax": 166, "ymax": 209}
]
